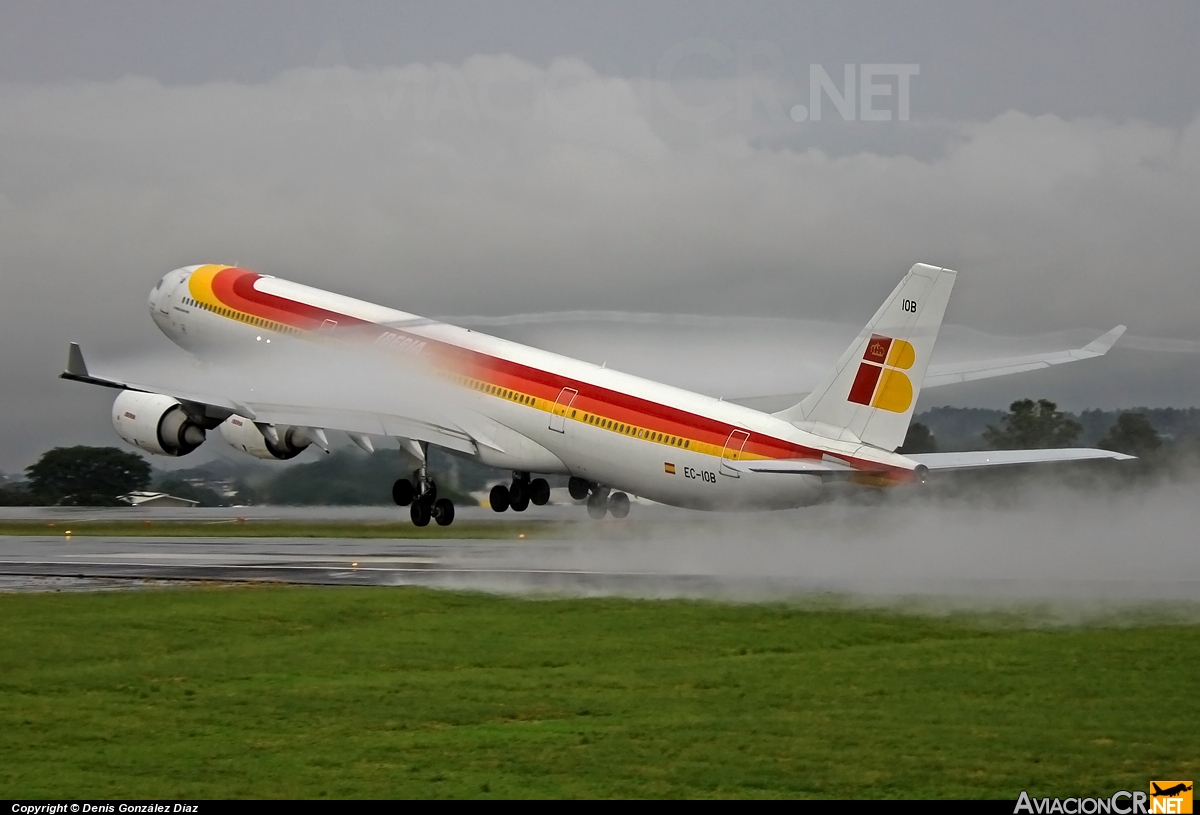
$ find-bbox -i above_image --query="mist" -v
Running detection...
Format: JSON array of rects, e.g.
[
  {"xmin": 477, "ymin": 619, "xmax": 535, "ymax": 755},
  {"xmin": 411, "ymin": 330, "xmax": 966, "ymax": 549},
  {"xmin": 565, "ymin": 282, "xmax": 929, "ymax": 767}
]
[{"xmin": 403, "ymin": 474, "xmax": 1200, "ymax": 620}]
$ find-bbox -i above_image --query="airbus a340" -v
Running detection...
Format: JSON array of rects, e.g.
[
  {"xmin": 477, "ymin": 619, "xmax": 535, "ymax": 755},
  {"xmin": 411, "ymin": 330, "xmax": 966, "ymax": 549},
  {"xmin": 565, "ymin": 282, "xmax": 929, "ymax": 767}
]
[{"xmin": 63, "ymin": 263, "xmax": 1131, "ymax": 525}]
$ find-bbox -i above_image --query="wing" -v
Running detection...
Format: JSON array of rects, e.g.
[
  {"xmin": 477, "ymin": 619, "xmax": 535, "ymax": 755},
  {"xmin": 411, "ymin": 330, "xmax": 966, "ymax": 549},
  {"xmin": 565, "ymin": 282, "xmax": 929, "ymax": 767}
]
[
  {"xmin": 61, "ymin": 343, "xmax": 479, "ymax": 456},
  {"xmin": 909, "ymin": 448, "xmax": 1133, "ymax": 471},
  {"xmin": 727, "ymin": 326, "xmax": 1126, "ymax": 412}
]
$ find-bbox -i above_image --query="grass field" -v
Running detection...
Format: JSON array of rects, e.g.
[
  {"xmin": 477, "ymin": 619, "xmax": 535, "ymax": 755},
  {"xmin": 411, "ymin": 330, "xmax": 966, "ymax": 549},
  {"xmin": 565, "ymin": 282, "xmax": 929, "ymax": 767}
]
[{"xmin": 0, "ymin": 586, "xmax": 1196, "ymax": 799}]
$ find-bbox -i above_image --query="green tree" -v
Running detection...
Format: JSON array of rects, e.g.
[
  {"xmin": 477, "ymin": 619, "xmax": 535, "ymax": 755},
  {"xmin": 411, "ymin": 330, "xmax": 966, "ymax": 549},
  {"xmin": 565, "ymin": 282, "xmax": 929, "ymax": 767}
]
[
  {"xmin": 983, "ymin": 399, "xmax": 1082, "ymax": 449},
  {"xmin": 1099, "ymin": 412, "xmax": 1162, "ymax": 458},
  {"xmin": 898, "ymin": 422, "xmax": 938, "ymax": 454},
  {"xmin": 0, "ymin": 484, "xmax": 40, "ymax": 506},
  {"xmin": 25, "ymin": 446, "xmax": 151, "ymax": 506}
]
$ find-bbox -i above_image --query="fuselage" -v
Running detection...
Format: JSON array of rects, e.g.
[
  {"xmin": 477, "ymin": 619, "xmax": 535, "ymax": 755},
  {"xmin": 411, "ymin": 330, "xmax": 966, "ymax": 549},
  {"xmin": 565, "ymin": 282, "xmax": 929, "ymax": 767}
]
[{"xmin": 149, "ymin": 264, "xmax": 918, "ymax": 510}]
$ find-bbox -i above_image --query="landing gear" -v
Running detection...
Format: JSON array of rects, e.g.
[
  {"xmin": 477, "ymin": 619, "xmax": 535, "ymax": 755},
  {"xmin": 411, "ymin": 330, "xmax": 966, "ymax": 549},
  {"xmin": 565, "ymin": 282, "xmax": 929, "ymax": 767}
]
[
  {"xmin": 586, "ymin": 487, "xmax": 610, "ymax": 519},
  {"xmin": 392, "ymin": 478, "xmax": 414, "ymax": 506},
  {"xmin": 567, "ymin": 476, "xmax": 590, "ymax": 501},
  {"xmin": 399, "ymin": 441, "xmax": 453, "ymax": 526},
  {"xmin": 433, "ymin": 498, "xmax": 455, "ymax": 526},
  {"xmin": 582, "ymin": 483, "xmax": 630, "ymax": 520},
  {"xmin": 410, "ymin": 499, "xmax": 431, "ymax": 527},
  {"xmin": 490, "ymin": 472, "xmax": 550, "ymax": 513}
]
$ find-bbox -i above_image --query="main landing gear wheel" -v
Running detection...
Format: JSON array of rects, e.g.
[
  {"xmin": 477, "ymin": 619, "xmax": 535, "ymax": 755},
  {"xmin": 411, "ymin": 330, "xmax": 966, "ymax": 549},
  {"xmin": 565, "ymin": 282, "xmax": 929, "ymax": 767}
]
[
  {"xmin": 433, "ymin": 498, "xmax": 455, "ymax": 526},
  {"xmin": 491, "ymin": 473, "xmax": 549, "ymax": 513},
  {"xmin": 509, "ymin": 484, "xmax": 530, "ymax": 513},
  {"xmin": 586, "ymin": 492, "xmax": 608, "ymax": 519},
  {"xmin": 489, "ymin": 484, "xmax": 510, "ymax": 513},
  {"xmin": 568, "ymin": 477, "xmax": 590, "ymax": 501},
  {"xmin": 608, "ymin": 491, "xmax": 630, "ymax": 519},
  {"xmin": 399, "ymin": 440, "xmax": 453, "ymax": 526},
  {"xmin": 392, "ymin": 478, "xmax": 414, "ymax": 506}
]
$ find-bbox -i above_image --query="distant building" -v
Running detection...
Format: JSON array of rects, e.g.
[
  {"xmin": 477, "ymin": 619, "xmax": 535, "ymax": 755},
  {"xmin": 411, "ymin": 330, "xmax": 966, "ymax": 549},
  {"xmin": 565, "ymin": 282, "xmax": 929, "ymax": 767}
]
[{"xmin": 122, "ymin": 491, "xmax": 200, "ymax": 508}]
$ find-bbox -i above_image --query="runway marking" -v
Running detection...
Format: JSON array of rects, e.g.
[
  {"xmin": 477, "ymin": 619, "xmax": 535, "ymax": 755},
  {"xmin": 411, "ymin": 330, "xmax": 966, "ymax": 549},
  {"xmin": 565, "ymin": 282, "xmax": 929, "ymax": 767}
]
[
  {"xmin": 54, "ymin": 552, "xmax": 439, "ymax": 565},
  {"xmin": 0, "ymin": 560, "xmax": 678, "ymax": 578}
]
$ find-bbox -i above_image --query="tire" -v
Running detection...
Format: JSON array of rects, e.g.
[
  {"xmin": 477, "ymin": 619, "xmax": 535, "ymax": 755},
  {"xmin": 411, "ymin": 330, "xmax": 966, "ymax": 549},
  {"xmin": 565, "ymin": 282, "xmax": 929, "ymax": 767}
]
[
  {"xmin": 392, "ymin": 478, "xmax": 414, "ymax": 506},
  {"xmin": 586, "ymin": 493, "xmax": 608, "ymax": 519},
  {"xmin": 509, "ymin": 490, "xmax": 530, "ymax": 512},
  {"xmin": 410, "ymin": 500, "xmax": 431, "ymax": 527},
  {"xmin": 529, "ymin": 478, "xmax": 551, "ymax": 506},
  {"xmin": 608, "ymin": 491, "xmax": 630, "ymax": 519},
  {"xmin": 567, "ymin": 476, "xmax": 590, "ymax": 501},
  {"xmin": 433, "ymin": 498, "xmax": 455, "ymax": 526},
  {"xmin": 489, "ymin": 484, "xmax": 510, "ymax": 512}
]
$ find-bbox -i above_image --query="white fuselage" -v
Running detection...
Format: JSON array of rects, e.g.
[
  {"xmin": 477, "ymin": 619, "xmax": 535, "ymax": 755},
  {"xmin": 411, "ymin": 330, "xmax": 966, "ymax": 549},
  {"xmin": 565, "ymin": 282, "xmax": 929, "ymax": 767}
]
[{"xmin": 149, "ymin": 265, "xmax": 916, "ymax": 510}]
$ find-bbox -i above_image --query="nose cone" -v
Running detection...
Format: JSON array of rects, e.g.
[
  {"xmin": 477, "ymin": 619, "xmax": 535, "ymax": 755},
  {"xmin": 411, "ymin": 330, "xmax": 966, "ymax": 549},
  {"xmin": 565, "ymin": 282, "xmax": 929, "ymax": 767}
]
[
  {"xmin": 149, "ymin": 267, "xmax": 190, "ymax": 311},
  {"xmin": 149, "ymin": 266, "xmax": 195, "ymax": 336}
]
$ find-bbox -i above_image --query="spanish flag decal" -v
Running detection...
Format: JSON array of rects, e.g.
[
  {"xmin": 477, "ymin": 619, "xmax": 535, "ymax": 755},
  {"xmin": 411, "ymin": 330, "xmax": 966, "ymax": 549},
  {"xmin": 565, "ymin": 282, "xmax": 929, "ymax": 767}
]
[
  {"xmin": 847, "ymin": 334, "xmax": 916, "ymax": 413},
  {"xmin": 664, "ymin": 462, "xmax": 676, "ymax": 474}
]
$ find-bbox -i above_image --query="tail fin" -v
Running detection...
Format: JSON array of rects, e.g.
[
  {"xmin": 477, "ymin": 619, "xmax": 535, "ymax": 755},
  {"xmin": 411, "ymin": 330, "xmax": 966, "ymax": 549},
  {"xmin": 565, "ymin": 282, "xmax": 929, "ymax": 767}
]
[{"xmin": 775, "ymin": 263, "xmax": 957, "ymax": 450}]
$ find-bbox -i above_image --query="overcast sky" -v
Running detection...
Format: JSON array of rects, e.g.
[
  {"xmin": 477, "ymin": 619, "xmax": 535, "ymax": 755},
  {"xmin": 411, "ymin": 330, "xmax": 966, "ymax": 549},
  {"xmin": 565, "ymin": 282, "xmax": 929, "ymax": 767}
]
[{"xmin": 1, "ymin": 1, "xmax": 1198, "ymax": 472}]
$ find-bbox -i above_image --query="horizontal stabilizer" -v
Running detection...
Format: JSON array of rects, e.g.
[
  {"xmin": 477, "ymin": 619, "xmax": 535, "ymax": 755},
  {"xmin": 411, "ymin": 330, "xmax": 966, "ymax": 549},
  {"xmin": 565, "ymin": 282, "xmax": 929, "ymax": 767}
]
[
  {"xmin": 909, "ymin": 448, "xmax": 1134, "ymax": 471},
  {"xmin": 727, "ymin": 326, "xmax": 1127, "ymax": 412},
  {"xmin": 922, "ymin": 325, "xmax": 1126, "ymax": 387}
]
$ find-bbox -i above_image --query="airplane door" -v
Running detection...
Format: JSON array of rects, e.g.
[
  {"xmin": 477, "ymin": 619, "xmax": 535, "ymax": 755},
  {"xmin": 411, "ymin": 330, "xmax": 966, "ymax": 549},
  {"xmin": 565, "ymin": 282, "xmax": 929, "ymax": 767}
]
[
  {"xmin": 549, "ymin": 387, "xmax": 578, "ymax": 433},
  {"xmin": 720, "ymin": 429, "xmax": 751, "ymax": 477}
]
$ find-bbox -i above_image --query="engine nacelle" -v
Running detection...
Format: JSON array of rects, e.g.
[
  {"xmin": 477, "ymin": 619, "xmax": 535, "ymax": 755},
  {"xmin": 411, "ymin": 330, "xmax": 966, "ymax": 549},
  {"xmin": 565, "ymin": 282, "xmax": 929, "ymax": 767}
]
[
  {"xmin": 112, "ymin": 391, "xmax": 206, "ymax": 457},
  {"xmin": 219, "ymin": 415, "xmax": 312, "ymax": 460}
]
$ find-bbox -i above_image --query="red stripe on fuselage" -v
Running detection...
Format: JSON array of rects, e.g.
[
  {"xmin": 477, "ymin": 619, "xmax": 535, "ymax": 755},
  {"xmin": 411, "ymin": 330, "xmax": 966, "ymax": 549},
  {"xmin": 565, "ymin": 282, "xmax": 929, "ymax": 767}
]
[
  {"xmin": 212, "ymin": 268, "xmax": 374, "ymax": 331},
  {"xmin": 202, "ymin": 269, "xmax": 908, "ymax": 479}
]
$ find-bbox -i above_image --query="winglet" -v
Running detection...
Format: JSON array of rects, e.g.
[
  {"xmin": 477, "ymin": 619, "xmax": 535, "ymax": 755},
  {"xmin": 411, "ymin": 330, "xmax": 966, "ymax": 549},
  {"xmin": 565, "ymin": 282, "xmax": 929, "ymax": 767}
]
[
  {"xmin": 60, "ymin": 342, "xmax": 124, "ymax": 390},
  {"xmin": 1081, "ymin": 325, "xmax": 1126, "ymax": 356},
  {"xmin": 65, "ymin": 342, "xmax": 89, "ymax": 378}
]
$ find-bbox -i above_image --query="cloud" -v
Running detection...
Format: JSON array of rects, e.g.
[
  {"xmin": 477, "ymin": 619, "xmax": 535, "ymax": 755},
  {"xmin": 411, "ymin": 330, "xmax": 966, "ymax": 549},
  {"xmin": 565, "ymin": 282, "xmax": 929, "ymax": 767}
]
[{"xmin": 1, "ymin": 55, "xmax": 1198, "ymax": 468}]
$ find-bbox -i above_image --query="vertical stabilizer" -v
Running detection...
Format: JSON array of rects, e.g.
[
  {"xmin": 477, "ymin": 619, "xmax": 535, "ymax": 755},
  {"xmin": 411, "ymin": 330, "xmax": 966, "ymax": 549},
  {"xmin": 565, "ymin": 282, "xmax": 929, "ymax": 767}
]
[{"xmin": 775, "ymin": 264, "xmax": 957, "ymax": 450}]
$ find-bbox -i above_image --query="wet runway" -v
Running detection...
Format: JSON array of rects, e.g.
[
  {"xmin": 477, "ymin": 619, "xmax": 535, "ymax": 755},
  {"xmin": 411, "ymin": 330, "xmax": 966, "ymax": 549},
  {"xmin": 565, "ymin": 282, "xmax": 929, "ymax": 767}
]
[
  {"xmin": 7, "ymin": 482, "xmax": 1200, "ymax": 607},
  {"xmin": 0, "ymin": 534, "xmax": 733, "ymax": 595},
  {"xmin": 4, "ymin": 530, "xmax": 1200, "ymax": 609}
]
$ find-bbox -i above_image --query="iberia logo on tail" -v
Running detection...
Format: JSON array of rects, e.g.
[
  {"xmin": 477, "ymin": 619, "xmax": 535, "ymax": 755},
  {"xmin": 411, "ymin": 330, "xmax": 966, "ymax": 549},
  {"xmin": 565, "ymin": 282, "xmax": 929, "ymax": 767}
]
[{"xmin": 847, "ymin": 334, "xmax": 915, "ymax": 413}]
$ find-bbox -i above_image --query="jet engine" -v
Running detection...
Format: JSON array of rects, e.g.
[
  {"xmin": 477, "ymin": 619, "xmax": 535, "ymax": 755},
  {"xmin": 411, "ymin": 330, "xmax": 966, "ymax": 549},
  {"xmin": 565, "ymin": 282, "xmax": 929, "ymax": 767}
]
[
  {"xmin": 219, "ymin": 415, "xmax": 314, "ymax": 460},
  {"xmin": 111, "ymin": 391, "xmax": 206, "ymax": 457}
]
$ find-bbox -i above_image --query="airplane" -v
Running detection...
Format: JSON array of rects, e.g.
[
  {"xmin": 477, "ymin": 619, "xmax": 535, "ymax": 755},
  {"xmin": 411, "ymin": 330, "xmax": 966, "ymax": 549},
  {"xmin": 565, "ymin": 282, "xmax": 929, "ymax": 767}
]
[
  {"xmin": 62, "ymin": 262, "xmax": 1133, "ymax": 526},
  {"xmin": 1152, "ymin": 783, "xmax": 1193, "ymax": 798}
]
